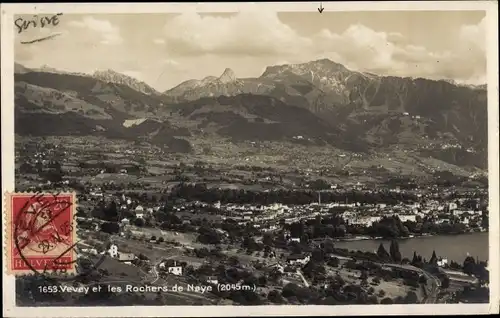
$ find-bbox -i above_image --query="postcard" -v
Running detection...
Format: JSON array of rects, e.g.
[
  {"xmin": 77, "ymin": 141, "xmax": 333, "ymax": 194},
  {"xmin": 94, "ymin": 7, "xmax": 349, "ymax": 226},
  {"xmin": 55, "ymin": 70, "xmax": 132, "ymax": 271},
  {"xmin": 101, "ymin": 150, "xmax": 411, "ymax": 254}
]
[{"xmin": 1, "ymin": 1, "xmax": 498, "ymax": 317}]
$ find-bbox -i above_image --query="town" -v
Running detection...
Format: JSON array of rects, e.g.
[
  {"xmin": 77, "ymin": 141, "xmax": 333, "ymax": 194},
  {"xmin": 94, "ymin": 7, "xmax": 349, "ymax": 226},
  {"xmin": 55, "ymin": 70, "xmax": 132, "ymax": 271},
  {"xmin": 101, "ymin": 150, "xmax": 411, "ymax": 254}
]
[{"xmin": 15, "ymin": 136, "xmax": 489, "ymax": 306}]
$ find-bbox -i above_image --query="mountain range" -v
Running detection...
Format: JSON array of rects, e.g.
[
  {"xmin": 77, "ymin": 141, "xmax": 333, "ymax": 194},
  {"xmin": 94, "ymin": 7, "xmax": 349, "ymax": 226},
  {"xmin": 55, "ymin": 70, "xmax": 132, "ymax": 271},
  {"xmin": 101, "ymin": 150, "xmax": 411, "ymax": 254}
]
[{"xmin": 14, "ymin": 59, "xmax": 488, "ymax": 169}]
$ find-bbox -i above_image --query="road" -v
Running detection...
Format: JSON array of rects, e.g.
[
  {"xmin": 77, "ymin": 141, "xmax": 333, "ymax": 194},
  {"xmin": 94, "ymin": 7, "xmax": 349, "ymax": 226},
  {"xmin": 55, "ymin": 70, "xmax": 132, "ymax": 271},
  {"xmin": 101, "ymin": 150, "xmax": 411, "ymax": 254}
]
[
  {"xmin": 296, "ymin": 269, "xmax": 310, "ymax": 288},
  {"xmin": 150, "ymin": 262, "xmax": 160, "ymax": 284},
  {"xmin": 384, "ymin": 264, "xmax": 440, "ymax": 303},
  {"xmin": 148, "ymin": 253, "xmax": 182, "ymax": 284},
  {"xmin": 332, "ymin": 253, "xmax": 441, "ymax": 303}
]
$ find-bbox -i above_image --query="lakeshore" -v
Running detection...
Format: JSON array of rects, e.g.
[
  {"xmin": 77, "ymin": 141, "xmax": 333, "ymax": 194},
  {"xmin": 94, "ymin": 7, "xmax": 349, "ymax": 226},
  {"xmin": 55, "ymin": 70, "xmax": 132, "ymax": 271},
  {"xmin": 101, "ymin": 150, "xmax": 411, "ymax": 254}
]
[{"xmin": 333, "ymin": 232, "xmax": 489, "ymax": 263}]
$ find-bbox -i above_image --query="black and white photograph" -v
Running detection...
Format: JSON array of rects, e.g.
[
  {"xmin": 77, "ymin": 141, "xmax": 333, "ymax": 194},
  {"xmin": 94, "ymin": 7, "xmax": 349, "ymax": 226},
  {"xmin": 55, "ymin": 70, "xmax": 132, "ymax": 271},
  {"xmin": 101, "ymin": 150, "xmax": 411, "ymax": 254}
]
[{"xmin": 2, "ymin": 1, "xmax": 499, "ymax": 317}]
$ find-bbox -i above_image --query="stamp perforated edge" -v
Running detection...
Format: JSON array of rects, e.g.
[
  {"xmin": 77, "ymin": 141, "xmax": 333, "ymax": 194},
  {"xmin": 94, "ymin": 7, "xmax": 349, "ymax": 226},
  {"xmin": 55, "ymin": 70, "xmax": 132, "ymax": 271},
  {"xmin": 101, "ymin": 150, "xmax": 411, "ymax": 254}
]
[{"xmin": 4, "ymin": 191, "xmax": 78, "ymax": 277}]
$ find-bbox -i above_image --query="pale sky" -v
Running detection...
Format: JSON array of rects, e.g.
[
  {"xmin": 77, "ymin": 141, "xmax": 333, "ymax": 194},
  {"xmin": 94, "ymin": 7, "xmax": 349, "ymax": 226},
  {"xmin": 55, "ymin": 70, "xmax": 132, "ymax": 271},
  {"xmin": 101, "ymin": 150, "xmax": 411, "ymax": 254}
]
[{"xmin": 14, "ymin": 11, "xmax": 487, "ymax": 91}]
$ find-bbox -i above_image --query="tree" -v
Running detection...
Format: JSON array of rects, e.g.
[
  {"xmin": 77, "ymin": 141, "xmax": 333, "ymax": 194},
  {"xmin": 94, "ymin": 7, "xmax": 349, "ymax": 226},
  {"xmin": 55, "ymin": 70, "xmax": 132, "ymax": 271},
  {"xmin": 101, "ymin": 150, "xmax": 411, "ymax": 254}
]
[
  {"xmin": 360, "ymin": 270, "xmax": 368, "ymax": 280},
  {"xmin": 377, "ymin": 243, "xmax": 390, "ymax": 261},
  {"xmin": 419, "ymin": 275, "xmax": 427, "ymax": 284},
  {"xmin": 42, "ymin": 169, "xmax": 64, "ymax": 183},
  {"xmin": 429, "ymin": 250, "xmax": 438, "ymax": 265},
  {"xmin": 411, "ymin": 251, "xmax": 419, "ymax": 264},
  {"xmin": 100, "ymin": 222, "xmax": 120, "ymax": 234},
  {"xmin": 281, "ymin": 283, "xmax": 300, "ymax": 299},
  {"xmin": 263, "ymin": 233, "xmax": 274, "ymax": 246},
  {"xmin": 311, "ymin": 248, "xmax": 325, "ymax": 263},
  {"xmin": 198, "ymin": 226, "xmax": 221, "ymax": 245},
  {"xmin": 228, "ymin": 256, "xmax": 240, "ymax": 267},
  {"xmin": 100, "ymin": 201, "xmax": 118, "ymax": 222},
  {"xmin": 389, "ymin": 240, "xmax": 402, "ymax": 263},
  {"xmin": 267, "ymin": 290, "xmax": 284, "ymax": 304},
  {"xmin": 310, "ymin": 179, "xmax": 330, "ymax": 190},
  {"xmin": 441, "ymin": 276, "xmax": 450, "ymax": 289},
  {"xmin": 19, "ymin": 162, "xmax": 35, "ymax": 174},
  {"xmin": 404, "ymin": 291, "xmax": 419, "ymax": 304},
  {"xmin": 463, "ymin": 256, "xmax": 476, "ymax": 275},
  {"xmin": 257, "ymin": 275, "xmax": 267, "ymax": 287},
  {"xmin": 367, "ymin": 295, "xmax": 379, "ymax": 304},
  {"xmin": 380, "ymin": 297, "xmax": 393, "ymax": 304},
  {"xmin": 328, "ymin": 257, "xmax": 340, "ymax": 268},
  {"xmin": 134, "ymin": 218, "xmax": 145, "ymax": 227},
  {"xmin": 302, "ymin": 261, "xmax": 326, "ymax": 279}
]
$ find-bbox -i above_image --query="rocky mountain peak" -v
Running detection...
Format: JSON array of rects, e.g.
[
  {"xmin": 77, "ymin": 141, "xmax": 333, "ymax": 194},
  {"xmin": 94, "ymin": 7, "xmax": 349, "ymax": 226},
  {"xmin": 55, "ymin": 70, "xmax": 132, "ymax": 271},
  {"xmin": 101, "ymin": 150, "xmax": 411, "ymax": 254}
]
[
  {"xmin": 14, "ymin": 62, "xmax": 31, "ymax": 74},
  {"xmin": 219, "ymin": 68, "xmax": 237, "ymax": 83},
  {"xmin": 92, "ymin": 69, "xmax": 157, "ymax": 95},
  {"xmin": 310, "ymin": 58, "xmax": 346, "ymax": 69},
  {"xmin": 93, "ymin": 69, "xmax": 121, "ymax": 77}
]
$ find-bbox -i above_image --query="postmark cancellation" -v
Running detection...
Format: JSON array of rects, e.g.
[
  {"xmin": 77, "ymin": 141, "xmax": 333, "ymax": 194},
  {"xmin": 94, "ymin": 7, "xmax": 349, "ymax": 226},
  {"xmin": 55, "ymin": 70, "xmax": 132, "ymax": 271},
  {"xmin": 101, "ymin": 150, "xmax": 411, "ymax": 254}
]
[{"xmin": 4, "ymin": 192, "xmax": 78, "ymax": 276}]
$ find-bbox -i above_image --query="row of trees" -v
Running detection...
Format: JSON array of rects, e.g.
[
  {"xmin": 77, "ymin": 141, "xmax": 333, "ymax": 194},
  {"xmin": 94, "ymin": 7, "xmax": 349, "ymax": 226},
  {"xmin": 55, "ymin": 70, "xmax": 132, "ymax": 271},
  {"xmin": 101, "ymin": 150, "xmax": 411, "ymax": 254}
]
[
  {"xmin": 284, "ymin": 213, "xmax": 473, "ymax": 242},
  {"xmin": 170, "ymin": 183, "xmax": 420, "ymax": 205}
]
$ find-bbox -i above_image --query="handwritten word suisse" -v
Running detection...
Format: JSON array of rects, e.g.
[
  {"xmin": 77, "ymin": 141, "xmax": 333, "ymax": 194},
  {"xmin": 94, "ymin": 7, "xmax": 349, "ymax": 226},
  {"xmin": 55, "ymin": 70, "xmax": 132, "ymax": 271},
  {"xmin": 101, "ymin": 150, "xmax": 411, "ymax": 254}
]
[{"xmin": 15, "ymin": 13, "xmax": 63, "ymax": 34}]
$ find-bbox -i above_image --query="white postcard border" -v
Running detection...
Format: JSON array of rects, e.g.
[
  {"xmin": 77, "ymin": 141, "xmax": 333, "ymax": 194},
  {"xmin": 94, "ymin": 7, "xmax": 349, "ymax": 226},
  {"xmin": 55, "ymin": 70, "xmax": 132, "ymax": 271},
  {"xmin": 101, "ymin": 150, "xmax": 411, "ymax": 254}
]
[{"xmin": 1, "ymin": 1, "xmax": 498, "ymax": 316}]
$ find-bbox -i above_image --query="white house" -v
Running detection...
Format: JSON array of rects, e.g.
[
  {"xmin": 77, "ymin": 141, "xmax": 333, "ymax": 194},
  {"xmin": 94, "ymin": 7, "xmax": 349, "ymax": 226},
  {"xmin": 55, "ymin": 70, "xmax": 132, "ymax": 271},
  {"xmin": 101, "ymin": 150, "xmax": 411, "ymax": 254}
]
[
  {"xmin": 80, "ymin": 248, "xmax": 98, "ymax": 255},
  {"xmin": 136, "ymin": 213, "xmax": 145, "ymax": 219},
  {"xmin": 159, "ymin": 260, "xmax": 184, "ymax": 276},
  {"xmin": 135, "ymin": 205, "xmax": 144, "ymax": 212},
  {"xmin": 286, "ymin": 254, "xmax": 311, "ymax": 266},
  {"xmin": 206, "ymin": 276, "xmax": 219, "ymax": 285},
  {"xmin": 350, "ymin": 216, "xmax": 381, "ymax": 227},
  {"xmin": 398, "ymin": 215, "xmax": 417, "ymax": 223},
  {"xmin": 91, "ymin": 190, "xmax": 103, "ymax": 197},
  {"xmin": 121, "ymin": 218, "xmax": 130, "ymax": 226},
  {"xmin": 436, "ymin": 218, "xmax": 450, "ymax": 224},
  {"xmin": 118, "ymin": 253, "xmax": 136, "ymax": 265},
  {"xmin": 437, "ymin": 258, "xmax": 448, "ymax": 267},
  {"xmin": 168, "ymin": 266, "xmax": 182, "ymax": 276},
  {"xmin": 108, "ymin": 244, "xmax": 118, "ymax": 258}
]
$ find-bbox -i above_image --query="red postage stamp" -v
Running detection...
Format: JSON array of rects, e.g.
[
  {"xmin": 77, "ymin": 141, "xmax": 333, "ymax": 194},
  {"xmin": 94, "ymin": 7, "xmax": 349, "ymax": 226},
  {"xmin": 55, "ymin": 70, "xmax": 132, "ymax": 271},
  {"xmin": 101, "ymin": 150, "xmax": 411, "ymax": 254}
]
[{"xmin": 5, "ymin": 192, "xmax": 77, "ymax": 275}]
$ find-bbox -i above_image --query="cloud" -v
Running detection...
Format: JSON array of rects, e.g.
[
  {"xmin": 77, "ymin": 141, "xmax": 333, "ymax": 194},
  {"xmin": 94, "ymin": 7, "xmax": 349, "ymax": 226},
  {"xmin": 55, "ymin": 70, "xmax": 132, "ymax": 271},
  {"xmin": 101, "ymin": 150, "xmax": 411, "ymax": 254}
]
[
  {"xmin": 158, "ymin": 12, "xmax": 486, "ymax": 84},
  {"xmin": 315, "ymin": 25, "xmax": 402, "ymax": 72},
  {"xmin": 161, "ymin": 58, "xmax": 179, "ymax": 66},
  {"xmin": 153, "ymin": 38, "xmax": 165, "ymax": 45},
  {"xmin": 162, "ymin": 11, "xmax": 311, "ymax": 56},
  {"xmin": 459, "ymin": 17, "xmax": 486, "ymax": 53},
  {"xmin": 69, "ymin": 16, "xmax": 123, "ymax": 45}
]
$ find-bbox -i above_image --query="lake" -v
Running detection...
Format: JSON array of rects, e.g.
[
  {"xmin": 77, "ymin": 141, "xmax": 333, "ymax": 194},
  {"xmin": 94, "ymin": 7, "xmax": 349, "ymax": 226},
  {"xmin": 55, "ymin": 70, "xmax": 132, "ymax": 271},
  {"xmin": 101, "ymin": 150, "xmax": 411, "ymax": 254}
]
[{"xmin": 333, "ymin": 232, "xmax": 489, "ymax": 263}]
